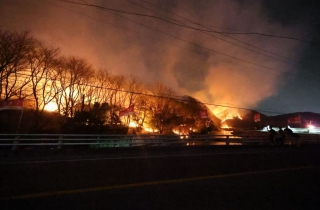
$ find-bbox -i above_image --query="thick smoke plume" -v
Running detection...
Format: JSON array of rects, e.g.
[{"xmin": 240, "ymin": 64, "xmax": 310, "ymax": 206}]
[{"xmin": 0, "ymin": 0, "xmax": 308, "ymax": 119}]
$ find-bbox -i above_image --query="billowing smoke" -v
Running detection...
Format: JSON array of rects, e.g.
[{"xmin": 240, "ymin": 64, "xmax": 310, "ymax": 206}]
[{"xmin": 0, "ymin": 0, "xmax": 309, "ymax": 119}]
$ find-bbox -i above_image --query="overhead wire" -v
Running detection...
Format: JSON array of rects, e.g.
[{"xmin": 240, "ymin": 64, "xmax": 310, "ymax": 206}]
[
  {"xmin": 56, "ymin": 0, "xmax": 293, "ymax": 76},
  {"xmin": 124, "ymin": 0, "xmax": 288, "ymax": 63},
  {"xmin": 13, "ymin": 71, "xmax": 283, "ymax": 115},
  {"xmin": 61, "ymin": 0, "xmax": 319, "ymax": 46},
  {"xmin": 34, "ymin": 0, "xmax": 319, "ymax": 114},
  {"xmin": 57, "ymin": 0, "xmax": 320, "ymax": 83},
  {"xmin": 37, "ymin": 0, "xmax": 296, "ymax": 94},
  {"xmin": 130, "ymin": 0, "xmax": 320, "ymax": 70},
  {"xmin": 140, "ymin": 0, "xmax": 320, "ymax": 46},
  {"xmin": 79, "ymin": 0, "xmax": 320, "ymax": 78},
  {"xmin": 41, "ymin": 0, "xmax": 280, "ymax": 88},
  {"xmin": 35, "ymin": 0, "xmax": 316, "ymax": 113}
]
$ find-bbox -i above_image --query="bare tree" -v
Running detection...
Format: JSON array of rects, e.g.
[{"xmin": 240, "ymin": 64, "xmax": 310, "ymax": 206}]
[
  {"xmin": 109, "ymin": 75, "xmax": 126, "ymax": 110},
  {"xmin": 120, "ymin": 74, "xmax": 145, "ymax": 125},
  {"xmin": 54, "ymin": 56, "xmax": 94, "ymax": 122},
  {"xmin": 0, "ymin": 30, "xmax": 34, "ymax": 99},
  {"xmin": 87, "ymin": 69, "xmax": 111, "ymax": 105},
  {"xmin": 27, "ymin": 40, "xmax": 60, "ymax": 131},
  {"xmin": 148, "ymin": 83, "xmax": 177, "ymax": 133}
]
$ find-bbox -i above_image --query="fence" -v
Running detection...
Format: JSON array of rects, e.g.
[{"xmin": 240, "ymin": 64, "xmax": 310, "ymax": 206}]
[{"xmin": 0, "ymin": 133, "xmax": 319, "ymax": 149}]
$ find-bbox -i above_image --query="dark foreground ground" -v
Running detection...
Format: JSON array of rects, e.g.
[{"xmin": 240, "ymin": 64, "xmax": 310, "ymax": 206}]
[{"xmin": 1, "ymin": 145, "xmax": 320, "ymax": 210}]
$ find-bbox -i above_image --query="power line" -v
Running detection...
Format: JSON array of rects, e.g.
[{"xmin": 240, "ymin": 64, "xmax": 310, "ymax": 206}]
[
  {"xmin": 124, "ymin": 0, "xmax": 286, "ymax": 63},
  {"xmin": 219, "ymin": 31, "xmax": 319, "ymax": 45},
  {"xmin": 61, "ymin": 0, "xmax": 320, "ymax": 46},
  {"xmin": 41, "ymin": 0, "xmax": 286, "ymax": 85},
  {"xmin": 140, "ymin": 0, "xmax": 319, "ymax": 47},
  {"xmin": 59, "ymin": 0, "xmax": 205, "ymax": 31},
  {"xmin": 13, "ymin": 71, "xmax": 284, "ymax": 115},
  {"xmin": 39, "ymin": 0, "xmax": 315, "ymax": 107},
  {"xmin": 0, "ymin": 1, "xmax": 310, "ymax": 115},
  {"xmin": 57, "ymin": 0, "xmax": 320, "ymax": 82},
  {"xmin": 132, "ymin": 0, "xmax": 320, "ymax": 70},
  {"xmin": 31, "ymin": 0, "xmax": 318, "ymax": 113},
  {"xmin": 57, "ymin": 0, "xmax": 289, "ymax": 75},
  {"xmin": 78, "ymin": 0, "xmax": 320, "ymax": 76}
]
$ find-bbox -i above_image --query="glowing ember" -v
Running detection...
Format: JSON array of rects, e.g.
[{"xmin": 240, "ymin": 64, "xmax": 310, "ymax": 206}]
[
  {"xmin": 172, "ymin": 129, "xmax": 180, "ymax": 135},
  {"xmin": 220, "ymin": 111, "xmax": 242, "ymax": 123},
  {"xmin": 221, "ymin": 124, "xmax": 230, "ymax": 129},
  {"xmin": 144, "ymin": 127, "xmax": 159, "ymax": 133},
  {"xmin": 236, "ymin": 113, "xmax": 242, "ymax": 120}
]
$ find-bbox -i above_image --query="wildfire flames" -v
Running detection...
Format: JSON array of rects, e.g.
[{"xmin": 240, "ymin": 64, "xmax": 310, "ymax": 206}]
[{"xmin": 44, "ymin": 102, "xmax": 58, "ymax": 112}]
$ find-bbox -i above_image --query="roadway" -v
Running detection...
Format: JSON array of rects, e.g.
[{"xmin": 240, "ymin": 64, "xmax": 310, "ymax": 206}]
[{"xmin": 1, "ymin": 145, "xmax": 320, "ymax": 210}]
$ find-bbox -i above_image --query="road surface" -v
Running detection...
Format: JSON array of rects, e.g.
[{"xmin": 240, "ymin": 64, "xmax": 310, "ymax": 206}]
[{"xmin": 1, "ymin": 145, "xmax": 320, "ymax": 209}]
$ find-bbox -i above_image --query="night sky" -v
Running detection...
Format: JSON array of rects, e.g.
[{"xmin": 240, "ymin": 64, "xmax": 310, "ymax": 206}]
[{"xmin": 1, "ymin": 0, "xmax": 320, "ymax": 117}]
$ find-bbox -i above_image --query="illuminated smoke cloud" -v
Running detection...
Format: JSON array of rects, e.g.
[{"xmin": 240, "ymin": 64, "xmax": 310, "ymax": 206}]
[{"xmin": 0, "ymin": 0, "xmax": 309, "ymax": 118}]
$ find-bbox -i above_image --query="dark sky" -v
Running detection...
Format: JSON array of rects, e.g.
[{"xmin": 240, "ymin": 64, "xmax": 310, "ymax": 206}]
[
  {"xmin": 1, "ymin": 0, "xmax": 320, "ymax": 118},
  {"xmin": 258, "ymin": 0, "xmax": 320, "ymax": 114}
]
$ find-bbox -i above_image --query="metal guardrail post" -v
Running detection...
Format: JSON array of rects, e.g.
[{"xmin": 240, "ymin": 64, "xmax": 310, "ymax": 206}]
[
  {"xmin": 97, "ymin": 136, "xmax": 100, "ymax": 148},
  {"xmin": 57, "ymin": 136, "xmax": 63, "ymax": 149},
  {"xmin": 11, "ymin": 136, "xmax": 19, "ymax": 150},
  {"xmin": 226, "ymin": 136, "xmax": 230, "ymax": 146}
]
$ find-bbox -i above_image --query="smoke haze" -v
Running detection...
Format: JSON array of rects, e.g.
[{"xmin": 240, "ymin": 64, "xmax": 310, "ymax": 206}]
[{"xmin": 1, "ymin": 0, "xmax": 317, "ymax": 117}]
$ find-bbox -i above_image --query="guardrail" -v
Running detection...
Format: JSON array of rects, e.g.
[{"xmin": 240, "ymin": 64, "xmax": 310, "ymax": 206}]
[{"xmin": 0, "ymin": 133, "xmax": 319, "ymax": 150}]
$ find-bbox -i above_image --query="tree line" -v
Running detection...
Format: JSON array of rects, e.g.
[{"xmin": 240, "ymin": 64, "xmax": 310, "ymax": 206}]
[{"xmin": 0, "ymin": 29, "xmax": 219, "ymax": 134}]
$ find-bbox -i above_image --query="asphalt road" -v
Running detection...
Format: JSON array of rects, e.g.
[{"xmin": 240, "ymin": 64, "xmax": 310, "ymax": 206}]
[{"xmin": 1, "ymin": 146, "xmax": 320, "ymax": 210}]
